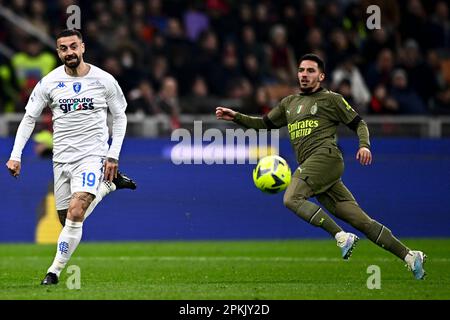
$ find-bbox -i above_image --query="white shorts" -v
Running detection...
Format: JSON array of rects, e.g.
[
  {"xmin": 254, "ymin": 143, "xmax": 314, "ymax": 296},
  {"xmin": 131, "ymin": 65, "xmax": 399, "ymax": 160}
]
[{"xmin": 53, "ymin": 156, "xmax": 104, "ymax": 210}]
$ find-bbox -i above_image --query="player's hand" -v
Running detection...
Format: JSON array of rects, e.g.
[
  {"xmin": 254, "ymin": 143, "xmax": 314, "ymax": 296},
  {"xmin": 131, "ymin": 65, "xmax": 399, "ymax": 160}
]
[
  {"xmin": 356, "ymin": 147, "xmax": 372, "ymax": 166},
  {"xmin": 216, "ymin": 107, "xmax": 236, "ymax": 121},
  {"xmin": 6, "ymin": 160, "xmax": 21, "ymax": 178},
  {"xmin": 104, "ymin": 157, "xmax": 118, "ymax": 182}
]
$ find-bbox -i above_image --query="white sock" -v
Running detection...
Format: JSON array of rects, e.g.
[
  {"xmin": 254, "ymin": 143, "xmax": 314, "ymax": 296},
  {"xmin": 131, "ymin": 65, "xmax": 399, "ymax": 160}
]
[
  {"xmin": 404, "ymin": 250, "xmax": 414, "ymax": 263},
  {"xmin": 83, "ymin": 181, "xmax": 115, "ymax": 221},
  {"xmin": 335, "ymin": 231, "xmax": 346, "ymax": 241},
  {"xmin": 47, "ymin": 219, "xmax": 83, "ymax": 277}
]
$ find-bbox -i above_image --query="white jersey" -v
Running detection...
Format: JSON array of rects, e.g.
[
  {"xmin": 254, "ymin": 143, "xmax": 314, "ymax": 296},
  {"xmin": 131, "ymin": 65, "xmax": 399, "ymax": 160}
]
[{"xmin": 10, "ymin": 64, "xmax": 127, "ymax": 163}]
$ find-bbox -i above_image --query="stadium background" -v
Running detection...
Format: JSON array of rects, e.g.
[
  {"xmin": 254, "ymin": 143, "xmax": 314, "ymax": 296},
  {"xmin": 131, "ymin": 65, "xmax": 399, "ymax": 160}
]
[{"xmin": 0, "ymin": 0, "xmax": 449, "ymax": 243}]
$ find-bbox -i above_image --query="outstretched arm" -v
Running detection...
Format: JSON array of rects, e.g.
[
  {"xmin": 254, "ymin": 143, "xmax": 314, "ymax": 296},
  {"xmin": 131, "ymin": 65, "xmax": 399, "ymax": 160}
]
[{"xmin": 216, "ymin": 106, "xmax": 285, "ymax": 130}]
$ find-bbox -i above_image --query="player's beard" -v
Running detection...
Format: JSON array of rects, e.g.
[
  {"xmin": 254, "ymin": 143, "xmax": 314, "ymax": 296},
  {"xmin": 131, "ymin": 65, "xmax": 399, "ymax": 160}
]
[
  {"xmin": 63, "ymin": 54, "xmax": 81, "ymax": 69},
  {"xmin": 300, "ymin": 77, "xmax": 320, "ymax": 93}
]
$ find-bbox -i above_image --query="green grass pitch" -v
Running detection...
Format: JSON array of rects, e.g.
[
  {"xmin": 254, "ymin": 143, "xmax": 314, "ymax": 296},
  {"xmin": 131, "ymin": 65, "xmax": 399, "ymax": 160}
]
[{"xmin": 1, "ymin": 239, "xmax": 449, "ymax": 300}]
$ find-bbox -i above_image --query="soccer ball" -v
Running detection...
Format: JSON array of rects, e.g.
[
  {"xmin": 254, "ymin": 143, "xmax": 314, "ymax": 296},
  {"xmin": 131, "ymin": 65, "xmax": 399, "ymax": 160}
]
[{"xmin": 253, "ymin": 155, "xmax": 291, "ymax": 194}]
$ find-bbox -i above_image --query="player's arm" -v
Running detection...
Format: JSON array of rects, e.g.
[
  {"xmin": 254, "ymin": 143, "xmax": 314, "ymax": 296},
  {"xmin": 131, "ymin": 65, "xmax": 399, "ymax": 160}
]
[
  {"xmin": 346, "ymin": 116, "xmax": 372, "ymax": 165},
  {"xmin": 6, "ymin": 81, "xmax": 47, "ymax": 177},
  {"xmin": 216, "ymin": 97, "xmax": 288, "ymax": 129},
  {"xmin": 332, "ymin": 94, "xmax": 372, "ymax": 165},
  {"xmin": 105, "ymin": 78, "xmax": 127, "ymax": 181}
]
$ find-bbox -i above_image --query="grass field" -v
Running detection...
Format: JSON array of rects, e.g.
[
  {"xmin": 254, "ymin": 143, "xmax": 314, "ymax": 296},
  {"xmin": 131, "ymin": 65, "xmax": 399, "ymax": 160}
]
[{"xmin": 1, "ymin": 239, "xmax": 449, "ymax": 300}]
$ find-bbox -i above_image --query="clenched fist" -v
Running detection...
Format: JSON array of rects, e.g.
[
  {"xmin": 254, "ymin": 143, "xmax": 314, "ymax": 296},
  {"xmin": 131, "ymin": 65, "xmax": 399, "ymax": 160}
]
[{"xmin": 6, "ymin": 160, "xmax": 21, "ymax": 178}]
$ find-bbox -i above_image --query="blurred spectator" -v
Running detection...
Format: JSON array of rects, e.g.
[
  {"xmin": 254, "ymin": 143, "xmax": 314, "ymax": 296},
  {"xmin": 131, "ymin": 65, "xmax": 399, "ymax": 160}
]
[
  {"xmin": 33, "ymin": 130, "xmax": 53, "ymax": 159},
  {"xmin": 336, "ymin": 79, "xmax": 356, "ymax": 109},
  {"xmin": 155, "ymin": 76, "xmax": 181, "ymax": 129},
  {"xmin": 266, "ymin": 24, "xmax": 297, "ymax": 84},
  {"xmin": 399, "ymin": 0, "xmax": 428, "ymax": 47},
  {"xmin": 427, "ymin": 50, "xmax": 450, "ymax": 114},
  {"xmin": 327, "ymin": 28, "xmax": 358, "ymax": 72},
  {"xmin": 194, "ymin": 30, "xmax": 222, "ymax": 95},
  {"xmin": 390, "ymin": 69, "xmax": 428, "ymax": 114},
  {"xmin": 101, "ymin": 55, "xmax": 126, "ymax": 91},
  {"xmin": 118, "ymin": 46, "xmax": 146, "ymax": 96},
  {"xmin": 239, "ymin": 25, "xmax": 266, "ymax": 73},
  {"xmin": 221, "ymin": 41, "xmax": 245, "ymax": 97},
  {"xmin": 361, "ymin": 28, "xmax": 397, "ymax": 69},
  {"xmin": 365, "ymin": 48, "xmax": 395, "ymax": 91},
  {"xmin": 300, "ymin": 28, "xmax": 326, "ymax": 60},
  {"xmin": 252, "ymin": 2, "xmax": 273, "ymax": 43},
  {"xmin": 147, "ymin": 0, "xmax": 168, "ymax": 32},
  {"xmin": 181, "ymin": 75, "xmax": 218, "ymax": 114},
  {"xmin": 11, "ymin": 37, "xmax": 56, "ymax": 112},
  {"xmin": 427, "ymin": 1, "xmax": 450, "ymax": 50},
  {"xmin": 242, "ymin": 53, "xmax": 265, "ymax": 87},
  {"xmin": 369, "ymin": 84, "xmax": 399, "ymax": 114},
  {"xmin": 183, "ymin": 1, "xmax": 210, "ymax": 42},
  {"xmin": 165, "ymin": 18, "xmax": 194, "ymax": 96},
  {"xmin": 241, "ymin": 86, "xmax": 272, "ymax": 115},
  {"xmin": 29, "ymin": 0, "xmax": 50, "ymax": 34},
  {"xmin": 0, "ymin": 56, "xmax": 19, "ymax": 113},
  {"xmin": 332, "ymin": 57, "xmax": 370, "ymax": 112},
  {"xmin": 320, "ymin": 1, "xmax": 344, "ymax": 36},
  {"xmin": 127, "ymin": 80, "xmax": 158, "ymax": 115},
  {"xmin": 148, "ymin": 55, "xmax": 169, "ymax": 91},
  {"xmin": 398, "ymin": 39, "xmax": 439, "ymax": 106}
]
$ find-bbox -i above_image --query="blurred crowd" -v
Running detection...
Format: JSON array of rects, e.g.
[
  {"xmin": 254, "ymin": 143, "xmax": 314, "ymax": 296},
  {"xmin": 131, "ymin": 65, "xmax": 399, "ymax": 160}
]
[{"xmin": 1, "ymin": 0, "xmax": 450, "ymax": 129}]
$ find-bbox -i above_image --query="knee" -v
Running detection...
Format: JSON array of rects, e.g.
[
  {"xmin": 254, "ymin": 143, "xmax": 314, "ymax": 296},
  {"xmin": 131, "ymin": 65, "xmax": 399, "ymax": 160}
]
[
  {"xmin": 67, "ymin": 204, "xmax": 85, "ymax": 221},
  {"xmin": 355, "ymin": 218, "xmax": 376, "ymax": 233},
  {"xmin": 67, "ymin": 193, "xmax": 94, "ymax": 222},
  {"xmin": 283, "ymin": 192, "xmax": 306, "ymax": 212}
]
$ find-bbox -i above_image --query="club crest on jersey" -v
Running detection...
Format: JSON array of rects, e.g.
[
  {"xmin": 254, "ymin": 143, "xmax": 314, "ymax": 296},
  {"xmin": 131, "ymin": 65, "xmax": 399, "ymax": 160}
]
[
  {"xmin": 311, "ymin": 103, "xmax": 318, "ymax": 115},
  {"xmin": 73, "ymin": 82, "xmax": 82, "ymax": 93}
]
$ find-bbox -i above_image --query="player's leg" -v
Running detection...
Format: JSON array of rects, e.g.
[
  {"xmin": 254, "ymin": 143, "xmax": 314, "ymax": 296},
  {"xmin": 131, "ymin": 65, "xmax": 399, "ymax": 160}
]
[
  {"xmin": 84, "ymin": 171, "xmax": 136, "ymax": 220},
  {"xmin": 316, "ymin": 191, "xmax": 359, "ymax": 259},
  {"xmin": 57, "ymin": 171, "xmax": 137, "ymax": 224},
  {"xmin": 327, "ymin": 181, "xmax": 426, "ymax": 279},
  {"xmin": 283, "ymin": 167, "xmax": 344, "ymax": 237},
  {"xmin": 42, "ymin": 158, "xmax": 101, "ymax": 285},
  {"xmin": 42, "ymin": 192, "xmax": 94, "ymax": 285}
]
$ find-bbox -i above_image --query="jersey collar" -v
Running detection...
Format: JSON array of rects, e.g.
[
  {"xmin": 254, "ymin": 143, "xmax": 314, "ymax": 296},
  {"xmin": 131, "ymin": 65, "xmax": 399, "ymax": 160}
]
[{"xmin": 299, "ymin": 87, "xmax": 325, "ymax": 96}]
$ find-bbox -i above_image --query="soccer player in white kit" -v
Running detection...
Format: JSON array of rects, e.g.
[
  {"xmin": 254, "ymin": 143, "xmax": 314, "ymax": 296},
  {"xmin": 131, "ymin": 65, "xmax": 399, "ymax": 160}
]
[{"xmin": 6, "ymin": 29, "xmax": 136, "ymax": 285}]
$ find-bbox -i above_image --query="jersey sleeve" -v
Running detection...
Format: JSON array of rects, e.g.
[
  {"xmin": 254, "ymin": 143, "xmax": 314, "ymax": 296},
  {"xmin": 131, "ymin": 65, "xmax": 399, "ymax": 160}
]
[
  {"xmin": 105, "ymin": 77, "xmax": 127, "ymax": 160},
  {"xmin": 25, "ymin": 80, "xmax": 49, "ymax": 118},
  {"xmin": 266, "ymin": 96, "xmax": 288, "ymax": 128},
  {"xmin": 105, "ymin": 77, "xmax": 127, "ymax": 112},
  {"xmin": 330, "ymin": 93, "xmax": 359, "ymax": 124},
  {"xmin": 9, "ymin": 81, "xmax": 49, "ymax": 161}
]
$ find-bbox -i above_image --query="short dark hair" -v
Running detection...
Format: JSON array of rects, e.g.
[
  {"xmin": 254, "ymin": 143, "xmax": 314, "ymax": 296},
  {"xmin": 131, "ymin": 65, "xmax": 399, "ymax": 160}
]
[
  {"xmin": 299, "ymin": 54, "xmax": 325, "ymax": 72},
  {"xmin": 56, "ymin": 29, "xmax": 83, "ymax": 41}
]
